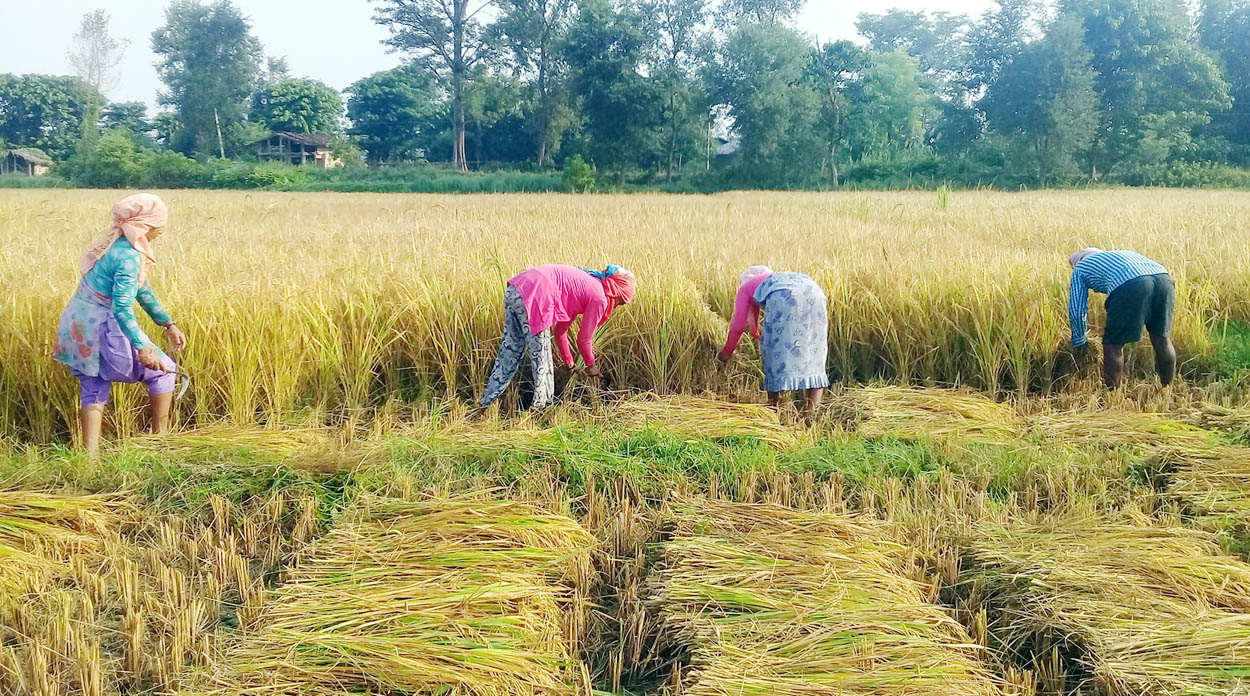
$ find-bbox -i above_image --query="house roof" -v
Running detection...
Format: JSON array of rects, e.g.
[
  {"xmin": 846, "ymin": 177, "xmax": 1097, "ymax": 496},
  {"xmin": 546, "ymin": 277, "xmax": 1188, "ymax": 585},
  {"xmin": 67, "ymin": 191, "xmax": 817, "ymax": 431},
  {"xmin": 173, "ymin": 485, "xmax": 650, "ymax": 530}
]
[
  {"xmin": 4, "ymin": 148, "xmax": 53, "ymax": 166},
  {"xmin": 252, "ymin": 132, "xmax": 334, "ymax": 148}
]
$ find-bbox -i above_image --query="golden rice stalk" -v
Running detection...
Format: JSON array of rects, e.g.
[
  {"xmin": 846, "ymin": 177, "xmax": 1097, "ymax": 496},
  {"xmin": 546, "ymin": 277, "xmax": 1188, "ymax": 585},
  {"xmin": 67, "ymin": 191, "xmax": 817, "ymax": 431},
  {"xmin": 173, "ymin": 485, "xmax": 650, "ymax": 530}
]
[
  {"xmin": 188, "ymin": 496, "xmax": 595, "ymax": 696},
  {"xmin": 1169, "ymin": 444, "xmax": 1250, "ymax": 521},
  {"xmin": 610, "ymin": 394, "xmax": 802, "ymax": 449},
  {"xmin": 837, "ymin": 386, "xmax": 1022, "ymax": 443},
  {"xmin": 962, "ymin": 516, "xmax": 1250, "ymax": 695},
  {"xmin": 652, "ymin": 499, "xmax": 1007, "ymax": 696}
]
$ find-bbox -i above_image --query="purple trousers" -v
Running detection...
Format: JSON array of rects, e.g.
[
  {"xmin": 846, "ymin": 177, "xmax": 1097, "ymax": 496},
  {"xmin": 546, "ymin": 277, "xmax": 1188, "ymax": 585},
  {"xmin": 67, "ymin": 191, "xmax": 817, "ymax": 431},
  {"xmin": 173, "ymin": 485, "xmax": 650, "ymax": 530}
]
[{"xmin": 73, "ymin": 316, "xmax": 176, "ymax": 407}]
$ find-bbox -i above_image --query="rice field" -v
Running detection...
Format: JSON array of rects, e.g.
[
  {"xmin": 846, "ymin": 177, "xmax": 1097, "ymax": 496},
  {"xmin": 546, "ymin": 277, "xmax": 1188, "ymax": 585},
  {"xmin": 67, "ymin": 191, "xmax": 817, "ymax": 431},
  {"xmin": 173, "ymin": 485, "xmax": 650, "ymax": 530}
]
[
  {"xmin": 3, "ymin": 190, "xmax": 1250, "ymax": 695},
  {"xmin": 2, "ymin": 188, "xmax": 1250, "ymax": 441}
]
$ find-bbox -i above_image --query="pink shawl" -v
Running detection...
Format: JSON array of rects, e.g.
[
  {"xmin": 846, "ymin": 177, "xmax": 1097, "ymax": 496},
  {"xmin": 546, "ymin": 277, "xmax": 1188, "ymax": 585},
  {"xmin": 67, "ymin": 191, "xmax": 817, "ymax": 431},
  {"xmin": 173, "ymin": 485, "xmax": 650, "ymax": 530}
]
[{"xmin": 80, "ymin": 193, "xmax": 168, "ymax": 284}]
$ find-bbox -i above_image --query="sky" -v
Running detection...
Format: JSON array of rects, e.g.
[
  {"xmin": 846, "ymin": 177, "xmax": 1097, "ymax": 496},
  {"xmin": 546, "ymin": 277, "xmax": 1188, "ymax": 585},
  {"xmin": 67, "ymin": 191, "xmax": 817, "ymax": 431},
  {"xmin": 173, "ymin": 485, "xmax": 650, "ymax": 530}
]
[{"xmin": 0, "ymin": 0, "xmax": 993, "ymax": 110}]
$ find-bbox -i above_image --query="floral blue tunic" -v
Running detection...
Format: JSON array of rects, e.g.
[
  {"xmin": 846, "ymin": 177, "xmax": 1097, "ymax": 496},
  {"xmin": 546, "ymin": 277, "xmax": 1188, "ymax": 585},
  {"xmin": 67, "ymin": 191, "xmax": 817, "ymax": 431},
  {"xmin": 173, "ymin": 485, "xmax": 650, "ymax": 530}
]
[
  {"xmin": 55, "ymin": 238, "xmax": 171, "ymax": 378},
  {"xmin": 754, "ymin": 272, "xmax": 830, "ymax": 392}
]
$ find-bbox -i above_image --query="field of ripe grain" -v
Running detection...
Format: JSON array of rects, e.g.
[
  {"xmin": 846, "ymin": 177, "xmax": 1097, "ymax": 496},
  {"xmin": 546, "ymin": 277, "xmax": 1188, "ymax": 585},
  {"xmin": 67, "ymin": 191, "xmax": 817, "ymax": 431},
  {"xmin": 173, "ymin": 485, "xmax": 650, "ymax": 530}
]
[
  {"xmin": 3, "ymin": 389, "xmax": 1250, "ymax": 696},
  {"xmin": 2, "ymin": 189, "xmax": 1249, "ymax": 442}
]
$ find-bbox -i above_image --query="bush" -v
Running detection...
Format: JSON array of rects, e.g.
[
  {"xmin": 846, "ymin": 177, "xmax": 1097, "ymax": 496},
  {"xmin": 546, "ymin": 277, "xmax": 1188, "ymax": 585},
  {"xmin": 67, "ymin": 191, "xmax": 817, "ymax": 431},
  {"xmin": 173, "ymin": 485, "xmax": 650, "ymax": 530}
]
[
  {"xmin": 140, "ymin": 150, "xmax": 204, "ymax": 188},
  {"xmin": 562, "ymin": 155, "xmax": 596, "ymax": 193},
  {"xmin": 246, "ymin": 161, "xmax": 311, "ymax": 188}
]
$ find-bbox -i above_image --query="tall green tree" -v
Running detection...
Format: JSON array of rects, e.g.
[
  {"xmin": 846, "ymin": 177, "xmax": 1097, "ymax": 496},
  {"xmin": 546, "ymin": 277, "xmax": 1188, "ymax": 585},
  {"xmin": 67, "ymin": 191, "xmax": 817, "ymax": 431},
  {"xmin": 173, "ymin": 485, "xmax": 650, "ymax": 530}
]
[
  {"xmin": 151, "ymin": 0, "xmax": 263, "ymax": 157},
  {"xmin": 1198, "ymin": 0, "xmax": 1250, "ymax": 160},
  {"xmin": 966, "ymin": 0, "xmax": 1042, "ymax": 93},
  {"xmin": 856, "ymin": 9, "xmax": 971, "ymax": 98},
  {"xmin": 983, "ymin": 16, "xmax": 1099, "ymax": 184},
  {"xmin": 101, "ymin": 102, "xmax": 151, "ymax": 135},
  {"xmin": 0, "ymin": 74, "xmax": 99, "ymax": 160},
  {"xmin": 650, "ymin": 0, "xmax": 712, "ymax": 180},
  {"xmin": 346, "ymin": 67, "xmax": 440, "ymax": 163},
  {"xmin": 371, "ymin": 0, "xmax": 495, "ymax": 170},
  {"xmin": 718, "ymin": 0, "xmax": 804, "ymax": 24},
  {"xmin": 807, "ymin": 40, "xmax": 868, "ymax": 185},
  {"xmin": 564, "ymin": 0, "xmax": 664, "ymax": 179},
  {"xmin": 709, "ymin": 22, "xmax": 823, "ymax": 187},
  {"xmin": 252, "ymin": 78, "xmax": 344, "ymax": 134},
  {"xmin": 844, "ymin": 48, "xmax": 931, "ymax": 158},
  {"xmin": 494, "ymin": 0, "xmax": 576, "ymax": 166},
  {"xmin": 1062, "ymin": 0, "xmax": 1230, "ymax": 174}
]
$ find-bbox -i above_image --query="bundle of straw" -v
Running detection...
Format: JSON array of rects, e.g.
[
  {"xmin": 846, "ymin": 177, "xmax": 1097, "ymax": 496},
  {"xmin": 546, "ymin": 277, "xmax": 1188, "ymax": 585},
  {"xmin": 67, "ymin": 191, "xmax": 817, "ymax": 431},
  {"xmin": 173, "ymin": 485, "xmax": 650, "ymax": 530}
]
[
  {"xmin": 839, "ymin": 386, "xmax": 1022, "ymax": 444},
  {"xmin": 651, "ymin": 499, "xmax": 1006, "ymax": 696},
  {"xmin": 962, "ymin": 517, "xmax": 1250, "ymax": 695},
  {"xmin": 611, "ymin": 394, "xmax": 801, "ymax": 449},
  {"xmin": 1028, "ymin": 410, "xmax": 1213, "ymax": 450},
  {"xmin": 191, "ymin": 496, "xmax": 595, "ymax": 696},
  {"xmin": 1169, "ymin": 444, "xmax": 1250, "ymax": 521}
]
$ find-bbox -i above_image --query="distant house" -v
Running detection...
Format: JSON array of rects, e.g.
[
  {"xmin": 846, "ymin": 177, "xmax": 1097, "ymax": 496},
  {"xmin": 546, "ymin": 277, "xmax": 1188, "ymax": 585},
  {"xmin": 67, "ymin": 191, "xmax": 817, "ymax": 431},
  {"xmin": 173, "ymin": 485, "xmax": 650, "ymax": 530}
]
[
  {"xmin": 715, "ymin": 136, "xmax": 741, "ymax": 157},
  {"xmin": 1, "ymin": 148, "xmax": 53, "ymax": 176},
  {"xmin": 250, "ymin": 132, "xmax": 341, "ymax": 168}
]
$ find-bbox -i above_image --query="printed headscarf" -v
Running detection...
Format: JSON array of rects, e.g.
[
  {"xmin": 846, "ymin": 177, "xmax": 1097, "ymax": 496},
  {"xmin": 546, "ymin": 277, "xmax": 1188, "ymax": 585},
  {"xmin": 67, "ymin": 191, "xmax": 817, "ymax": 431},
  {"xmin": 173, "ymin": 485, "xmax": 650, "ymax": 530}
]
[
  {"xmin": 739, "ymin": 265, "xmax": 773, "ymax": 286},
  {"xmin": 80, "ymin": 193, "xmax": 168, "ymax": 284},
  {"xmin": 1069, "ymin": 247, "xmax": 1102, "ymax": 268},
  {"xmin": 584, "ymin": 265, "xmax": 636, "ymax": 325}
]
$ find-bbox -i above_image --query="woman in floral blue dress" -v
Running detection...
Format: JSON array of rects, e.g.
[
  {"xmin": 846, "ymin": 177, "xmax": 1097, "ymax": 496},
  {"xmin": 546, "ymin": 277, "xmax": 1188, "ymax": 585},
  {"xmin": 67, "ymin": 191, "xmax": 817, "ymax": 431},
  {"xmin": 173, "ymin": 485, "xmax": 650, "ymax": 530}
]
[
  {"xmin": 55, "ymin": 193, "xmax": 186, "ymax": 456},
  {"xmin": 718, "ymin": 266, "xmax": 830, "ymax": 418}
]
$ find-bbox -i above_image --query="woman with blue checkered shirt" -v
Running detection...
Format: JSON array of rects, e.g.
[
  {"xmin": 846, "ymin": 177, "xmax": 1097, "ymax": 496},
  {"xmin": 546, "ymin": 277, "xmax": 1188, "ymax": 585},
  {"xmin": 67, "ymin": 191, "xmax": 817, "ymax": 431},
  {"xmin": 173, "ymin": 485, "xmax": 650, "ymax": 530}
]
[{"xmin": 1067, "ymin": 248, "xmax": 1176, "ymax": 389}]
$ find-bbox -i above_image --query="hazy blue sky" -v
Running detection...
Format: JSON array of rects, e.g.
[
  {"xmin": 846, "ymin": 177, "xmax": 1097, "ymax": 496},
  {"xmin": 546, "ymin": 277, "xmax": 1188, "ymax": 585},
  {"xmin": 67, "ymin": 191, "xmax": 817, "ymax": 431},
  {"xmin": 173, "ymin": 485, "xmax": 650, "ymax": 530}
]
[{"xmin": 0, "ymin": 0, "xmax": 993, "ymax": 109}]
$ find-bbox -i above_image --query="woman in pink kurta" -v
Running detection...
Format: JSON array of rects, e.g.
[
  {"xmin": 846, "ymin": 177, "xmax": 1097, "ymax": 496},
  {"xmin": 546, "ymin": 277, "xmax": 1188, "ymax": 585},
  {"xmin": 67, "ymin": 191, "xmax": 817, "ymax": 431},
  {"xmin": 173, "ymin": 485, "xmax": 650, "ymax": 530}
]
[{"xmin": 481, "ymin": 264, "xmax": 636, "ymax": 409}]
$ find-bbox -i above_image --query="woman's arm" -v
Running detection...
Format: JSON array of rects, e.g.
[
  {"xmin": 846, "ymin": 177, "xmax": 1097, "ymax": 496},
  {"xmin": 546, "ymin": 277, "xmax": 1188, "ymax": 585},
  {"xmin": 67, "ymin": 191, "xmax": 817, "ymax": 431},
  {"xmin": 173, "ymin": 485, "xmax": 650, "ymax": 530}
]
[
  {"xmin": 553, "ymin": 321, "xmax": 577, "ymax": 367},
  {"xmin": 136, "ymin": 281, "xmax": 173, "ymax": 327},
  {"xmin": 723, "ymin": 284, "xmax": 758, "ymax": 356},
  {"xmin": 576, "ymin": 301, "xmax": 606, "ymax": 368},
  {"xmin": 110, "ymin": 253, "xmax": 153, "ymax": 349}
]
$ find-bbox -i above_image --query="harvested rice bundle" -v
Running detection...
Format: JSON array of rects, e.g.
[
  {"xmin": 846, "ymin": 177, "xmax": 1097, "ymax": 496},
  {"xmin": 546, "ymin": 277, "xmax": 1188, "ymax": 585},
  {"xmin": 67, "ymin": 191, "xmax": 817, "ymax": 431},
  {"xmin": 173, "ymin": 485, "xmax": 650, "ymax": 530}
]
[
  {"xmin": 1029, "ymin": 410, "xmax": 1212, "ymax": 449},
  {"xmin": 1189, "ymin": 404, "xmax": 1250, "ymax": 442},
  {"xmin": 192, "ymin": 497, "xmax": 595, "ymax": 696},
  {"xmin": 963, "ymin": 517, "xmax": 1250, "ymax": 695},
  {"xmin": 652, "ymin": 499, "xmax": 1006, "ymax": 696},
  {"xmin": 0, "ymin": 491, "xmax": 127, "ymax": 595},
  {"xmin": 839, "ymin": 386, "xmax": 1022, "ymax": 443},
  {"xmin": 612, "ymin": 394, "xmax": 801, "ymax": 449},
  {"xmin": 1169, "ymin": 444, "xmax": 1250, "ymax": 522}
]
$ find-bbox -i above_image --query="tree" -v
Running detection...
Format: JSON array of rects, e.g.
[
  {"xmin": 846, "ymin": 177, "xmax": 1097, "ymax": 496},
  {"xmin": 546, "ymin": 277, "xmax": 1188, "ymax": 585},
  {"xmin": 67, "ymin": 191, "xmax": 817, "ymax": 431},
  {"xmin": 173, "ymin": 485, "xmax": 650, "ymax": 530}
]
[
  {"xmin": 371, "ymin": 0, "xmax": 495, "ymax": 170},
  {"xmin": 709, "ymin": 22, "xmax": 824, "ymax": 187},
  {"xmin": 983, "ymin": 16, "xmax": 1098, "ymax": 184},
  {"xmin": 966, "ymin": 0, "xmax": 1042, "ymax": 94},
  {"xmin": 649, "ymin": 0, "xmax": 712, "ymax": 180},
  {"xmin": 0, "ymin": 74, "xmax": 99, "ymax": 160},
  {"xmin": 346, "ymin": 67, "xmax": 440, "ymax": 163},
  {"xmin": 151, "ymin": 0, "xmax": 263, "ymax": 158},
  {"xmin": 101, "ymin": 101, "xmax": 151, "ymax": 135},
  {"xmin": 1062, "ymin": 0, "xmax": 1230, "ymax": 174},
  {"xmin": 1199, "ymin": 0, "xmax": 1250, "ymax": 160},
  {"xmin": 494, "ymin": 0, "xmax": 576, "ymax": 166},
  {"xmin": 844, "ymin": 48, "xmax": 931, "ymax": 158},
  {"xmin": 563, "ymin": 0, "xmax": 665, "ymax": 179},
  {"xmin": 718, "ymin": 0, "xmax": 804, "ymax": 24},
  {"xmin": 67, "ymin": 10, "xmax": 128, "ymax": 97},
  {"xmin": 807, "ymin": 40, "xmax": 868, "ymax": 186},
  {"xmin": 856, "ymin": 9, "xmax": 972, "ymax": 100},
  {"xmin": 252, "ymin": 78, "xmax": 345, "ymax": 134}
]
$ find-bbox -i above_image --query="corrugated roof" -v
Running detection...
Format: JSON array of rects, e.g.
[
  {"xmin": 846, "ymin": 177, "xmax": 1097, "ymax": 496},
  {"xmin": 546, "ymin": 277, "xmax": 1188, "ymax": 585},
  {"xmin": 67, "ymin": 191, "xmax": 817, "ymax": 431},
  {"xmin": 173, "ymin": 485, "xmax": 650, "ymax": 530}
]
[{"xmin": 251, "ymin": 132, "xmax": 334, "ymax": 148}]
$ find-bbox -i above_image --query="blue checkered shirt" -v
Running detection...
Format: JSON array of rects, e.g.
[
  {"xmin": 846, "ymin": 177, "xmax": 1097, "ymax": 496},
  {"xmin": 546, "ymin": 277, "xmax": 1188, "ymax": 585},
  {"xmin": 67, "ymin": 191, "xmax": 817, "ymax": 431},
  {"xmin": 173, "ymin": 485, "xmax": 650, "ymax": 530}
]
[{"xmin": 1069, "ymin": 251, "xmax": 1168, "ymax": 347}]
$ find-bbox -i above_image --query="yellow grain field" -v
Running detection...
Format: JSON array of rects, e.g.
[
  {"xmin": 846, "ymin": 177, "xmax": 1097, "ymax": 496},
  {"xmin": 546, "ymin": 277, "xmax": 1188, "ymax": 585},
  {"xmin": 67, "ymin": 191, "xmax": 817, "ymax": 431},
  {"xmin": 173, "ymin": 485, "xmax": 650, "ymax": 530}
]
[{"xmin": 2, "ymin": 188, "xmax": 1248, "ymax": 441}]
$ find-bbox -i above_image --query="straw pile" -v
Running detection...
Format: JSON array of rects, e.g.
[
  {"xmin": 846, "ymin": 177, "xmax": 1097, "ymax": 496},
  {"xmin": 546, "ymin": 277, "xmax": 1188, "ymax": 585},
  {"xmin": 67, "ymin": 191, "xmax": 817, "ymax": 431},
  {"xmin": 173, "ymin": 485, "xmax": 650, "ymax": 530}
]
[
  {"xmin": 837, "ymin": 386, "xmax": 1022, "ymax": 444},
  {"xmin": 962, "ymin": 517, "xmax": 1250, "ymax": 695},
  {"xmin": 1169, "ymin": 444, "xmax": 1250, "ymax": 522},
  {"xmin": 610, "ymin": 394, "xmax": 801, "ymax": 449},
  {"xmin": 650, "ymin": 499, "xmax": 1006, "ymax": 696},
  {"xmin": 191, "ymin": 496, "xmax": 596, "ymax": 696}
]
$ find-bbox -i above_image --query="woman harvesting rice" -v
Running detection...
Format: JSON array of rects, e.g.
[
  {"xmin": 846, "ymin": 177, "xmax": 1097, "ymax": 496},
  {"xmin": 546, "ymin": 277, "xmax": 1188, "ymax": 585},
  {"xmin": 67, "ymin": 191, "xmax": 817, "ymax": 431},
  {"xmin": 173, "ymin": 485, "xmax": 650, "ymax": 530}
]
[
  {"xmin": 718, "ymin": 266, "xmax": 829, "ymax": 418},
  {"xmin": 55, "ymin": 193, "xmax": 186, "ymax": 456},
  {"xmin": 481, "ymin": 264, "xmax": 636, "ymax": 410}
]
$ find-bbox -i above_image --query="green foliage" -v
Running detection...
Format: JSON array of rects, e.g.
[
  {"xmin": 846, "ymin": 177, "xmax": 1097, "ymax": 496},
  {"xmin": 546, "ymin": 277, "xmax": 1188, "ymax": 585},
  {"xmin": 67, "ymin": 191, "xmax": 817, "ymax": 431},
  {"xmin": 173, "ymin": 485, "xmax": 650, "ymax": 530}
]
[
  {"xmin": 245, "ymin": 160, "xmax": 311, "ymax": 188},
  {"xmin": 252, "ymin": 77, "xmax": 344, "ymax": 134},
  {"xmin": 151, "ymin": 0, "xmax": 263, "ymax": 157},
  {"xmin": 100, "ymin": 102, "xmax": 151, "ymax": 138},
  {"xmin": 562, "ymin": 154, "xmax": 595, "ymax": 191},
  {"xmin": 0, "ymin": 74, "xmax": 100, "ymax": 160},
  {"xmin": 346, "ymin": 68, "xmax": 439, "ymax": 163},
  {"xmin": 1212, "ymin": 320, "xmax": 1250, "ymax": 382}
]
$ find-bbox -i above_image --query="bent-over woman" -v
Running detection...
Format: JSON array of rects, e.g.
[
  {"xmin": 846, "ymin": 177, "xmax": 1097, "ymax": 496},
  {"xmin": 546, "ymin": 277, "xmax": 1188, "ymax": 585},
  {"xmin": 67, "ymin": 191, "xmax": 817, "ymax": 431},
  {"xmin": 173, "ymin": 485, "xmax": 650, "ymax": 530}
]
[
  {"xmin": 718, "ymin": 266, "xmax": 829, "ymax": 417},
  {"xmin": 55, "ymin": 193, "xmax": 186, "ymax": 456},
  {"xmin": 481, "ymin": 264, "xmax": 636, "ymax": 409}
]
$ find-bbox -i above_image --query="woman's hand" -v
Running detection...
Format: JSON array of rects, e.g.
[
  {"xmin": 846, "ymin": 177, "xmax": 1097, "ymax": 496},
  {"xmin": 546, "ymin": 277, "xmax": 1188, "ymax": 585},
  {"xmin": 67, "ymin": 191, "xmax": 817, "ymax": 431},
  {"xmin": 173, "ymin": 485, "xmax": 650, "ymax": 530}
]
[
  {"xmin": 164, "ymin": 323, "xmax": 187, "ymax": 353},
  {"xmin": 584, "ymin": 363, "xmax": 603, "ymax": 378},
  {"xmin": 717, "ymin": 350, "xmax": 733, "ymax": 367},
  {"xmin": 137, "ymin": 346, "xmax": 166, "ymax": 371}
]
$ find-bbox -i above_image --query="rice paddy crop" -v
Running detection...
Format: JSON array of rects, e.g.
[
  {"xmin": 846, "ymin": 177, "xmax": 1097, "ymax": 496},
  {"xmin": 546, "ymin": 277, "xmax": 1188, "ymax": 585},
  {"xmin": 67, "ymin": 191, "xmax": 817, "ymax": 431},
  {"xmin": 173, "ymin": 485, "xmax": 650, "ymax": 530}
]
[
  {"xmin": 960, "ymin": 517, "xmax": 1250, "ymax": 695},
  {"xmin": 4, "ymin": 189, "xmax": 1250, "ymax": 440},
  {"xmin": 189, "ymin": 496, "xmax": 596, "ymax": 696}
]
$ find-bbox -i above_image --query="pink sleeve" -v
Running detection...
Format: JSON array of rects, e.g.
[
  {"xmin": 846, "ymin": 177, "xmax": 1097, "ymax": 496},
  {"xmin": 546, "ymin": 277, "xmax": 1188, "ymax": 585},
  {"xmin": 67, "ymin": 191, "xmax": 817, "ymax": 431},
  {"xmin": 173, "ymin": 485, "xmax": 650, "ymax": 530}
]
[
  {"xmin": 577, "ymin": 300, "xmax": 605, "ymax": 367},
  {"xmin": 553, "ymin": 321, "xmax": 576, "ymax": 366},
  {"xmin": 723, "ymin": 284, "xmax": 760, "ymax": 355}
]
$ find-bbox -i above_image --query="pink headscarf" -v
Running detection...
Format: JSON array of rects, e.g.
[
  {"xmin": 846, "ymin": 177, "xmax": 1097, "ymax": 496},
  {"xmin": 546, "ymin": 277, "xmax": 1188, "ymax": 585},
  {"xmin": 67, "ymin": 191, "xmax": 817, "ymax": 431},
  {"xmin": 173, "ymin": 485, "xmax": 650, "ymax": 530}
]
[
  {"xmin": 80, "ymin": 193, "xmax": 168, "ymax": 284},
  {"xmin": 583, "ymin": 265, "xmax": 636, "ymax": 326}
]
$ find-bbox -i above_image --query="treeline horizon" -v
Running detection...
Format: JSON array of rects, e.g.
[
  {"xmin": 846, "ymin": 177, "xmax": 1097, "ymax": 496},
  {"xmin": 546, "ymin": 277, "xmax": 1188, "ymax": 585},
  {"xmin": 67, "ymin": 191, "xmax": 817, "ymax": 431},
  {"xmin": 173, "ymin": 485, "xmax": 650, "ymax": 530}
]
[{"xmin": 2, "ymin": 0, "xmax": 1249, "ymax": 192}]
